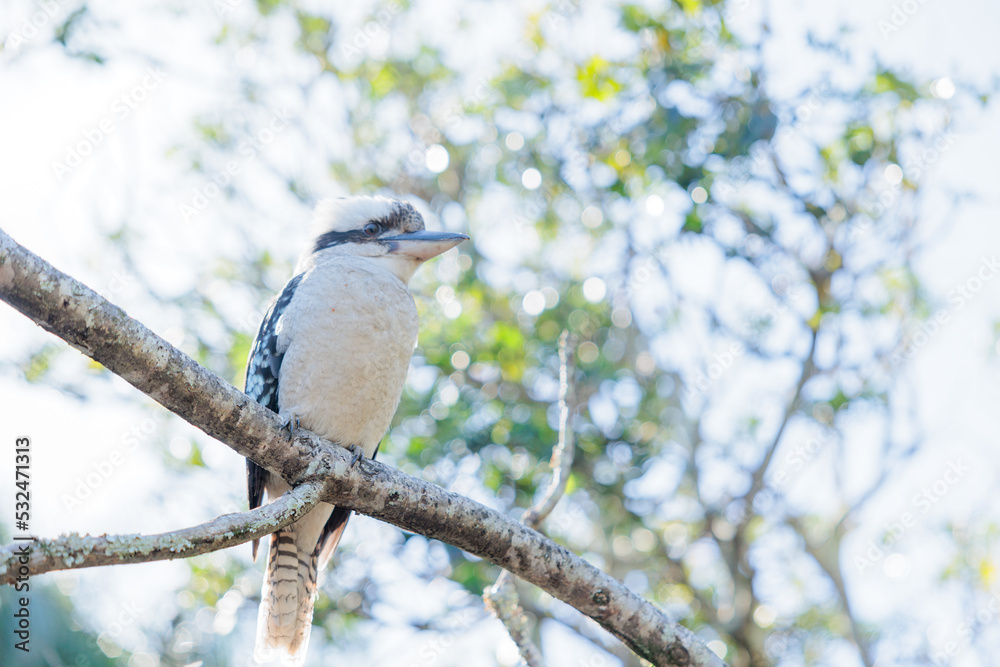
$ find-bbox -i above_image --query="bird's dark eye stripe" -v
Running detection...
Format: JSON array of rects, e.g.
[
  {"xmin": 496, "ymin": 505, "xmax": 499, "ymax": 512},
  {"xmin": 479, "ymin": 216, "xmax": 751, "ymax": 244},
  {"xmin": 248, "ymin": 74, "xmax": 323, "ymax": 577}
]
[
  {"xmin": 311, "ymin": 209, "xmax": 415, "ymax": 254},
  {"xmin": 314, "ymin": 230, "xmax": 360, "ymax": 253},
  {"xmin": 313, "ymin": 220, "xmax": 392, "ymax": 253}
]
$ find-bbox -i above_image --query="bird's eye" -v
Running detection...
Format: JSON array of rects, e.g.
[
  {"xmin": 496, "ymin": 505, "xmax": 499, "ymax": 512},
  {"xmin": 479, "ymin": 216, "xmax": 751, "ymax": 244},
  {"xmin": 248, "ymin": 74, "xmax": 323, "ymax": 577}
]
[{"xmin": 363, "ymin": 222, "xmax": 381, "ymax": 237}]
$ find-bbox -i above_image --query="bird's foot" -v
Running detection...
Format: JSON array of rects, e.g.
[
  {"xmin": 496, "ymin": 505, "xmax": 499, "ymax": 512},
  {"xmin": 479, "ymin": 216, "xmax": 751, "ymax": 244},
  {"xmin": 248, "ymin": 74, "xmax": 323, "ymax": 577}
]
[
  {"xmin": 346, "ymin": 444, "xmax": 365, "ymax": 467},
  {"xmin": 281, "ymin": 413, "xmax": 300, "ymax": 441}
]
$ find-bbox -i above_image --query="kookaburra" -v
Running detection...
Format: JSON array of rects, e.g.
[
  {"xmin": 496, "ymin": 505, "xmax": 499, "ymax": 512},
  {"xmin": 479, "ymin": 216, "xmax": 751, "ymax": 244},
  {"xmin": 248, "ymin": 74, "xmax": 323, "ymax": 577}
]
[{"xmin": 243, "ymin": 196, "xmax": 467, "ymax": 665}]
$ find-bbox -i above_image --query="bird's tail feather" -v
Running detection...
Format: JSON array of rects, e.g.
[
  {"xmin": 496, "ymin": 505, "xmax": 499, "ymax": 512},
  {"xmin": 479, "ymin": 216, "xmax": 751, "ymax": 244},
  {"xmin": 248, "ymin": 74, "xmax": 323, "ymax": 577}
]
[{"xmin": 254, "ymin": 528, "xmax": 318, "ymax": 666}]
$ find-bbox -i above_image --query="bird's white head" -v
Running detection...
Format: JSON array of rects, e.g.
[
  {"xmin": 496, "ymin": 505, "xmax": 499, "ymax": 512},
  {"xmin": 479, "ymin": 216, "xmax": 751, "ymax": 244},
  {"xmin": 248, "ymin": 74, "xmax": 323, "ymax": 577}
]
[{"xmin": 296, "ymin": 196, "xmax": 468, "ymax": 283}]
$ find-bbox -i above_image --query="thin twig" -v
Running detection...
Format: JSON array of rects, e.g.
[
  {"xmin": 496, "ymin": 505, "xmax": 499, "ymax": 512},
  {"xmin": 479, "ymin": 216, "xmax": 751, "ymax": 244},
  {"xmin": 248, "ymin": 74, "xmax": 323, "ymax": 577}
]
[
  {"xmin": 524, "ymin": 331, "xmax": 577, "ymax": 529},
  {"xmin": 484, "ymin": 332, "xmax": 577, "ymax": 667},
  {"xmin": 787, "ymin": 517, "xmax": 873, "ymax": 667},
  {"xmin": 736, "ymin": 330, "xmax": 818, "ymax": 533},
  {"xmin": 0, "ymin": 481, "xmax": 322, "ymax": 584},
  {"xmin": 483, "ymin": 576, "xmax": 544, "ymax": 667}
]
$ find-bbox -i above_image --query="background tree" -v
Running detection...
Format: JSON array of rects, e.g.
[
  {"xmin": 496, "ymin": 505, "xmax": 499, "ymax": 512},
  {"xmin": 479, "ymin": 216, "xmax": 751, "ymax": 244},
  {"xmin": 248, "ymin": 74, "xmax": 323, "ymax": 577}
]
[{"xmin": 1, "ymin": 1, "xmax": 993, "ymax": 666}]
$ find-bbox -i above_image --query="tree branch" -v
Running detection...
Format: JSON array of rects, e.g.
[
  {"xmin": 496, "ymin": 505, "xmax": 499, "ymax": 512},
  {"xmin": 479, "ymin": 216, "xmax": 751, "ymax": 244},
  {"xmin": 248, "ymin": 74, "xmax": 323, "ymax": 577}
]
[
  {"xmin": 0, "ymin": 228, "xmax": 724, "ymax": 667},
  {"xmin": 524, "ymin": 330, "xmax": 577, "ymax": 531},
  {"xmin": 484, "ymin": 577, "xmax": 543, "ymax": 667},
  {"xmin": 484, "ymin": 332, "xmax": 577, "ymax": 667},
  {"xmin": 0, "ymin": 481, "xmax": 322, "ymax": 584},
  {"xmin": 736, "ymin": 329, "xmax": 818, "ymax": 527},
  {"xmin": 787, "ymin": 517, "xmax": 873, "ymax": 667}
]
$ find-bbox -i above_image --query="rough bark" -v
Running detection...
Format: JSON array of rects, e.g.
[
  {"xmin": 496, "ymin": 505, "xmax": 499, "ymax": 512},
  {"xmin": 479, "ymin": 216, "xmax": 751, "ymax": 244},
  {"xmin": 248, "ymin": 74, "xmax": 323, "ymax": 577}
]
[
  {"xmin": 0, "ymin": 228, "xmax": 726, "ymax": 667},
  {"xmin": 0, "ymin": 482, "xmax": 322, "ymax": 581}
]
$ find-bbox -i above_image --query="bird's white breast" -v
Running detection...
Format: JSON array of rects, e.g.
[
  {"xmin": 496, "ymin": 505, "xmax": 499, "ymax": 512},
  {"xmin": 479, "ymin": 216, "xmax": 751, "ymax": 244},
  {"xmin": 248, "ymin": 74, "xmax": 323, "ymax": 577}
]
[{"xmin": 276, "ymin": 256, "xmax": 418, "ymax": 455}]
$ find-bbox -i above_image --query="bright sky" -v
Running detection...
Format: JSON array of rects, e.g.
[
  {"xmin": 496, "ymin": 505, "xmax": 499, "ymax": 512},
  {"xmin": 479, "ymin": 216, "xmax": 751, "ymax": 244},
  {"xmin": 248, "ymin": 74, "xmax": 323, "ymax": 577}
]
[{"xmin": 2, "ymin": 1, "xmax": 1000, "ymax": 665}]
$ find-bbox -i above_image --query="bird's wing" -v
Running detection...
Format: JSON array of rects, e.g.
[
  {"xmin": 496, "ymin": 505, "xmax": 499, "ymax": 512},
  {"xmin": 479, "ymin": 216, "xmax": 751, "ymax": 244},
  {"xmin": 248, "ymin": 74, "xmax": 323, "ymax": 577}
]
[{"xmin": 245, "ymin": 273, "xmax": 305, "ymax": 560}]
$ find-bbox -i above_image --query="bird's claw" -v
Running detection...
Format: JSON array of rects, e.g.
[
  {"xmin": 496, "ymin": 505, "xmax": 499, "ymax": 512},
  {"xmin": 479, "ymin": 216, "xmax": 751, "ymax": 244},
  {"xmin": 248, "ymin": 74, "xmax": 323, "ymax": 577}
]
[
  {"xmin": 281, "ymin": 414, "xmax": 300, "ymax": 440},
  {"xmin": 347, "ymin": 444, "xmax": 365, "ymax": 467}
]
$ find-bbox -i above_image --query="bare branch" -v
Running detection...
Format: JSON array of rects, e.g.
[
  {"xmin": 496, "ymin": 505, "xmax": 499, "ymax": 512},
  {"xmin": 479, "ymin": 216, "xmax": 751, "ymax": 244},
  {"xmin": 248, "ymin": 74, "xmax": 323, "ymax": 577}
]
[
  {"xmin": 524, "ymin": 330, "xmax": 577, "ymax": 530},
  {"xmin": 0, "ymin": 481, "xmax": 322, "ymax": 585},
  {"xmin": 484, "ymin": 577, "xmax": 544, "ymax": 667},
  {"xmin": 485, "ymin": 332, "xmax": 577, "ymax": 667},
  {"xmin": 736, "ymin": 330, "xmax": 818, "ymax": 530},
  {"xmin": 0, "ymin": 229, "xmax": 724, "ymax": 667},
  {"xmin": 787, "ymin": 517, "xmax": 872, "ymax": 667}
]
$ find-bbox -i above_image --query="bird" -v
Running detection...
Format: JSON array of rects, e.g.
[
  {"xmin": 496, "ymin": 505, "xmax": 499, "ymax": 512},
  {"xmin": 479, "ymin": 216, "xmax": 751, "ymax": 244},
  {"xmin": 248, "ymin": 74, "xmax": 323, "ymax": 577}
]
[{"xmin": 243, "ymin": 196, "xmax": 468, "ymax": 665}]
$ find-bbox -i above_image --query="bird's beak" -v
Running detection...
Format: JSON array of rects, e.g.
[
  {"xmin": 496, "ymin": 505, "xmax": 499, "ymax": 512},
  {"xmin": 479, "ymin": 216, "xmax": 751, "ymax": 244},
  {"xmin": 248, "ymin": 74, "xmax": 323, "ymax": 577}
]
[{"xmin": 383, "ymin": 230, "xmax": 469, "ymax": 262}]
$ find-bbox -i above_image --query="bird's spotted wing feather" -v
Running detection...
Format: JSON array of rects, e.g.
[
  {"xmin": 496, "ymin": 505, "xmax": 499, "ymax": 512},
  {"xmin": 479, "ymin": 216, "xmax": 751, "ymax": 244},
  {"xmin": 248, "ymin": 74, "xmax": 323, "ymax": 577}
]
[{"xmin": 245, "ymin": 273, "xmax": 304, "ymax": 559}]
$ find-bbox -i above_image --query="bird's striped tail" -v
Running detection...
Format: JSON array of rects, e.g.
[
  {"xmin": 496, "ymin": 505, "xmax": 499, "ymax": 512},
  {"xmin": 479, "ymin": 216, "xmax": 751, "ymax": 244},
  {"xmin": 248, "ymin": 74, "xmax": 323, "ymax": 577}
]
[{"xmin": 254, "ymin": 528, "xmax": 318, "ymax": 666}]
